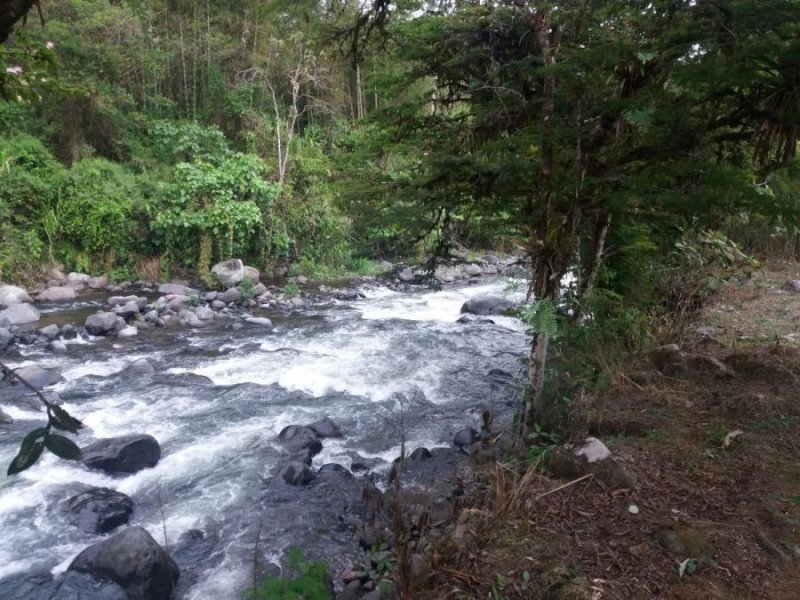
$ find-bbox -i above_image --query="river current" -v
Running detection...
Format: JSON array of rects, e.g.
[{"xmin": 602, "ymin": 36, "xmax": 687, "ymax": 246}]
[{"xmin": 0, "ymin": 278, "xmax": 527, "ymax": 598}]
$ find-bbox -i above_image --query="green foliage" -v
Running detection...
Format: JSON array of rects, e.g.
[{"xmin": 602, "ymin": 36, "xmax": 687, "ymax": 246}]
[
  {"xmin": 355, "ymin": 544, "xmax": 396, "ymax": 583},
  {"xmin": 519, "ymin": 300, "xmax": 559, "ymax": 337},
  {"xmin": 246, "ymin": 548, "xmax": 332, "ymax": 600},
  {"xmin": 239, "ymin": 276, "xmax": 256, "ymax": 301}
]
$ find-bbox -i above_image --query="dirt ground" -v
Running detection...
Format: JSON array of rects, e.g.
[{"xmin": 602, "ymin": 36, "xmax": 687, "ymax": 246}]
[{"xmin": 412, "ymin": 262, "xmax": 800, "ymax": 599}]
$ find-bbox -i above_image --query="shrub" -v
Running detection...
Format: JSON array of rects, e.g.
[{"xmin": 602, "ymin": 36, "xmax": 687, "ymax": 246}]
[{"xmin": 246, "ymin": 548, "xmax": 332, "ymax": 600}]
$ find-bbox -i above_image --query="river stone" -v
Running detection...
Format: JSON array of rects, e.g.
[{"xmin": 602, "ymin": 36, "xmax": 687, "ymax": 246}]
[
  {"xmin": 210, "ymin": 300, "xmax": 225, "ymax": 310},
  {"xmin": 397, "ymin": 267, "xmax": 414, "ymax": 282},
  {"xmin": 219, "ymin": 287, "xmax": 242, "ymax": 304},
  {"xmin": 482, "ymin": 263, "xmax": 498, "ymax": 275},
  {"xmin": 38, "ymin": 324, "xmax": 60, "ymax": 339},
  {"xmin": 158, "ymin": 283, "xmax": 197, "ymax": 296},
  {"xmin": 67, "ymin": 272, "xmax": 90, "ymax": 283},
  {"xmin": 460, "ymin": 295, "xmax": 513, "ymax": 316},
  {"xmin": 409, "ymin": 447, "xmax": 432, "ymax": 461},
  {"xmin": 211, "ymin": 259, "xmax": 244, "ymax": 287},
  {"xmin": 453, "ymin": 427, "xmax": 479, "ymax": 447},
  {"xmin": 68, "ymin": 526, "xmax": 179, "ymax": 600},
  {"xmin": 308, "ymin": 417, "xmax": 343, "ymax": 439},
  {"xmin": 463, "ymin": 263, "xmax": 483, "ymax": 276},
  {"xmin": 36, "ymin": 286, "xmax": 77, "ymax": 302},
  {"xmin": 278, "ymin": 425, "xmax": 323, "ymax": 458},
  {"xmin": 318, "ymin": 463, "xmax": 353, "ymax": 479},
  {"xmin": 87, "ymin": 276, "xmax": 109, "ymax": 289},
  {"xmin": 14, "ymin": 365, "xmax": 63, "ymax": 388},
  {"xmin": 122, "ymin": 358, "xmax": 155, "ymax": 376},
  {"xmin": 253, "ymin": 283, "xmax": 268, "ymax": 296},
  {"xmin": 195, "ymin": 306, "xmax": 215, "ymax": 320},
  {"xmin": 0, "ymin": 284, "xmax": 32, "ymax": 307},
  {"xmin": 166, "ymin": 295, "xmax": 192, "ymax": 312},
  {"xmin": 82, "ymin": 434, "xmax": 161, "ymax": 475},
  {"xmin": 278, "ymin": 461, "xmax": 316, "ymax": 486},
  {"xmin": 0, "ymin": 302, "xmax": 40, "ymax": 325},
  {"xmin": 242, "ymin": 265, "xmax": 260, "ymax": 283},
  {"xmin": 245, "ymin": 316, "xmax": 273, "ymax": 327},
  {"xmin": 113, "ymin": 301, "xmax": 141, "ymax": 319},
  {"xmin": 117, "ymin": 326, "xmax": 138, "ymax": 338},
  {"xmin": 0, "ymin": 327, "xmax": 12, "ymax": 350},
  {"xmin": 85, "ymin": 312, "xmax": 118, "ymax": 336},
  {"xmin": 47, "ymin": 571, "xmax": 128, "ymax": 600},
  {"xmin": 108, "ymin": 295, "xmax": 147, "ymax": 309},
  {"xmin": 65, "ymin": 487, "xmax": 134, "ymax": 534},
  {"xmin": 49, "ymin": 340, "xmax": 68, "ymax": 353},
  {"xmin": 0, "ymin": 409, "xmax": 12, "ymax": 424}
]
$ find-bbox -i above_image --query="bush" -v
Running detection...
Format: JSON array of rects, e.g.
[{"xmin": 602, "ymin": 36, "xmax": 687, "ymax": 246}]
[{"xmin": 246, "ymin": 548, "xmax": 332, "ymax": 600}]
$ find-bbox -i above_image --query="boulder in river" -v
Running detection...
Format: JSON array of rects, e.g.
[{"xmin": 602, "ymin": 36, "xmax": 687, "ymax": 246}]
[
  {"xmin": 158, "ymin": 283, "xmax": 197, "ymax": 296},
  {"xmin": 36, "ymin": 286, "xmax": 77, "ymax": 302},
  {"xmin": 242, "ymin": 265, "xmax": 260, "ymax": 283},
  {"xmin": 82, "ymin": 434, "xmax": 161, "ymax": 475},
  {"xmin": 47, "ymin": 571, "xmax": 128, "ymax": 600},
  {"xmin": 13, "ymin": 365, "xmax": 63, "ymax": 389},
  {"xmin": 0, "ymin": 284, "xmax": 32, "ymax": 307},
  {"xmin": 308, "ymin": 416, "xmax": 343, "ymax": 439},
  {"xmin": 65, "ymin": 487, "xmax": 134, "ymax": 534},
  {"xmin": 219, "ymin": 287, "xmax": 242, "ymax": 304},
  {"xmin": 278, "ymin": 461, "xmax": 317, "ymax": 485},
  {"xmin": 245, "ymin": 316, "xmax": 272, "ymax": 328},
  {"xmin": 68, "ymin": 526, "xmax": 179, "ymax": 600},
  {"xmin": 460, "ymin": 295, "xmax": 513, "ymax": 316},
  {"xmin": 85, "ymin": 312, "xmax": 119, "ymax": 336},
  {"xmin": 278, "ymin": 425, "xmax": 323, "ymax": 458},
  {"xmin": 211, "ymin": 259, "xmax": 244, "ymax": 287},
  {"xmin": 0, "ymin": 302, "xmax": 40, "ymax": 325},
  {"xmin": 453, "ymin": 427, "xmax": 479, "ymax": 448},
  {"xmin": 0, "ymin": 327, "xmax": 14, "ymax": 350}
]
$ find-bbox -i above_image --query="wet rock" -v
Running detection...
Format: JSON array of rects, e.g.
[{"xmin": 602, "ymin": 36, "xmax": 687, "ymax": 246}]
[
  {"xmin": 88, "ymin": 276, "xmax": 109, "ymax": 289},
  {"xmin": 308, "ymin": 416, "xmax": 343, "ymax": 439},
  {"xmin": 65, "ymin": 487, "xmax": 134, "ymax": 534},
  {"xmin": 152, "ymin": 372, "xmax": 212, "ymax": 386},
  {"xmin": 36, "ymin": 286, "xmax": 77, "ymax": 302},
  {"xmin": 0, "ymin": 327, "xmax": 12, "ymax": 350},
  {"xmin": 243, "ymin": 265, "xmax": 260, "ymax": 283},
  {"xmin": 460, "ymin": 295, "xmax": 513, "ymax": 316},
  {"xmin": 109, "ymin": 295, "xmax": 147, "ymax": 309},
  {"xmin": 85, "ymin": 312, "xmax": 118, "ymax": 336},
  {"xmin": 38, "ymin": 324, "xmax": 60, "ymax": 339},
  {"xmin": 463, "ymin": 263, "xmax": 483, "ymax": 276},
  {"xmin": 122, "ymin": 358, "xmax": 155, "ymax": 376},
  {"xmin": 211, "ymin": 300, "xmax": 226, "ymax": 310},
  {"xmin": 48, "ymin": 339, "xmax": 66, "ymax": 353},
  {"xmin": 654, "ymin": 527, "xmax": 714, "ymax": 559},
  {"xmin": 48, "ymin": 571, "xmax": 128, "ymax": 600},
  {"xmin": 0, "ymin": 409, "xmax": 12, "ymax": 424},
  {"xmin": 245, "ymin": 316, "xmax": 273, "ymax": 327},
  {"xmin": 453, "ymin": 427, "xmax": 479, "ymax": 448},
  {"xmin": 0, "ymin": 302, "xmax": 40, "ymax": 325},
  {"xmin": 158, "ymin": 283, "xmax": 197, "ymax": 296},
  {"xmin": 166, "ymin": 295, "xmax": 192, "ymax": 312},
  {"xmin": 397, "ymin": 267, "xmax": 414, "ymax": 282},
  {"xmin": 409, "ymin": 447, "xmax": 432, "ymax": 461},
  {"xmin": 113, "ymin": 301, "xmax": 141, "ymax": 319},
  {"xmin": 144, "ymin": 310, "xmax": 159, "ymax": 322},
  {"xmin": 549, "ymin": 437, "xmax": 636, "ymax": 490},
  {"xmin": 13, "ymin": 365, "xmax": 63, "ymax": 388},
  {"xmin": 279, "ymin": 461, "xmax": 316, "ymax": 485},
  {"xmin": 253, "ymin": 283, "xmax": 268, "ymax": 296},
  {"xmin": 68, "ymin": 526, "xmax": 179, "ymax": 600},
  {"xmin": 117, "ymin": 326, "xmax": 138, "ymax": 338},
  {"xmin": 278, "ymin": 425, "xmax": 322, "ymax": 458},
  {"xmin": 219, "ymin": 287, "xmax": 242, "ymax": 304},
  {"xmin": 82, "ymin": 434, "xmax": 161, "ymax": 475},
  {"xmin": 212, "ymin": 259, "xmax": 244, "ymax": 287},
  {"xmin": 195, "ymin": 306, "xmax": 215, "ymax": 321},
  {"xmin": 0, "ymin": 284, "xmax": 32, "ymax": 307},
  {"xmin": 319, "ymin": 463, "xmax": 353, "ymax": 479}
]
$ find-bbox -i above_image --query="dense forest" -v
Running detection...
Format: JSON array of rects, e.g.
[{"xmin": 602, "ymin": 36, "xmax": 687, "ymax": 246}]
[{"xmin": 2, "ymin": 1, "xmax": 800, "ymax": 599}]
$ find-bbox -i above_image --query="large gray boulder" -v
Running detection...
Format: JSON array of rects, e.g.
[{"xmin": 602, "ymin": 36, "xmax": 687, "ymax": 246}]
[
  {"xmin": 36, "ymin": 286, "xmax": 77, "ymax": 302},
  {"xmin": 242, "ymin": 265, "xmax": 260, "ymax": 283},
  {"xmin": 278, "ymin": 425, "xmax": 323, "ymax": 458},
  {"xmin": 82, "ymin": 434, "xmax": 161, "ymax": 475},
  {"xmin": 0, "ymin": 284, "xmax": 32, "ymax": 307},
  {"xmin": 112, "ymin": 301, "xmax": 141, "ymax": 319},
  {"xmin": 0, "ymin": 302, "xmax": 40, "ymax": 325},
  {"xmin": 67, "ymin": 526, "xmax": 179, "ymax": 600},
  {"xmin": 211, "ymin": 259, "xmax": 244, "ymax": 287},
  {"xmin": 460, "ymin": 295, "xmax": 514, "ymax": 316},
  {"xmin": 308, "ymin": 417, "xmax": 343, "ymax": 439},
  {"xmin": 65, "ymin": 488, "xmax": 134, "ymax": 534},
  {"xmin": 85, "ymin": 312, "xmax": 118, "ymax": 336},
  {"xmin": 13, "ymin": 365, "xmax": 63, "ymax": 389},
  {"xmin": 158, "ymin": 283, "xmax": 197, "ymax": 296}
]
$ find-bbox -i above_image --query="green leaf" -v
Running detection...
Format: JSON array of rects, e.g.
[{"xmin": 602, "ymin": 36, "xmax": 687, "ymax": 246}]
[
  {"xmin": 45, "ymin": 434, "xmax": 82, "ymax": 461},
  {"xmin": 49, "ymin": 405, "xmax": 84, "ymax": 434},
  {"xmin": 8, "ymin": 440, "xmax": 45, "ymax": 475},
  {"xmin": 19, "ymin": 427, "xmax": 48, "ymax": 455}
]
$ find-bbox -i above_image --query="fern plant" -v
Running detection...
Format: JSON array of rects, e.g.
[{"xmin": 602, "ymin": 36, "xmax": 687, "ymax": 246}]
[{"xmin": 519, "ymin": 299, "xmax": 560, "ymax": 337}]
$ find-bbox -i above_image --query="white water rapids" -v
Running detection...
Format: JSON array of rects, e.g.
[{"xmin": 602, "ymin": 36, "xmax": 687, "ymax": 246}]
[{"xmin": 0, "ymin": 278, "xmax": 527, "ymax": 599}]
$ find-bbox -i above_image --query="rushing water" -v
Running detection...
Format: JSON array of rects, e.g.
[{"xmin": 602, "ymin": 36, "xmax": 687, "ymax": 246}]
[{"xmin": 0, "ymin": 278, "xmax": 527, "ymax": 598}]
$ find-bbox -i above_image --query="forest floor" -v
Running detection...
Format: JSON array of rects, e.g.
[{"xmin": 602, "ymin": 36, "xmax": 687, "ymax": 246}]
[{"xmin": 411, "ymin": 261, "xmax": 800, "ymax": 599}]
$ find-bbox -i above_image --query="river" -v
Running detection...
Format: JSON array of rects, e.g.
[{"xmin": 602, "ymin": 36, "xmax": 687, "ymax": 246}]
[{"xmin": 0, "ymin": 277, "xmax": 527, "ymax": 598}]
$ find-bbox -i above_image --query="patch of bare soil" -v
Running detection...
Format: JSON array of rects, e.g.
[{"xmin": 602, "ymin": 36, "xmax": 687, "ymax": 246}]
[{"xmin": 411, "ymin": 264, "xmax": 800, "ymax": 600}]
